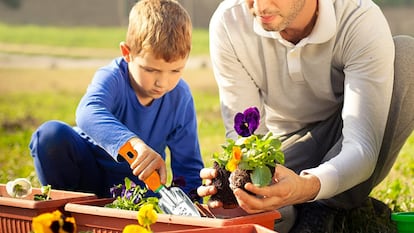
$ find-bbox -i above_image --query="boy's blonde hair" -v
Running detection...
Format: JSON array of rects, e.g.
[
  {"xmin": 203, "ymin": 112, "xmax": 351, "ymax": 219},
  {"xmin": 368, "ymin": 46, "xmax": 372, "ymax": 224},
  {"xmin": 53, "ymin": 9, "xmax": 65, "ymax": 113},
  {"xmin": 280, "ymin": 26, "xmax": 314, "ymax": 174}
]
[{"xmin": 126, "ymin": 0, "xmax": 192, "ymax": 62}]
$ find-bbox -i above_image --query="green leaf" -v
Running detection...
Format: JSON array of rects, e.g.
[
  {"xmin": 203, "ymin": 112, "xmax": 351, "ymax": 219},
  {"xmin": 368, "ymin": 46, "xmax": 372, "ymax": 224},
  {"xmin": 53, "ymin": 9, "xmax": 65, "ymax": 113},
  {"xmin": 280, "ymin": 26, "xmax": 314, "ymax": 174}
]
[
  {"xmin": 251, "ymin": 166, "xmax": 272, "ymax": 187},
  {"xmin": 276, "ymin": 151, "xmax": 285, "ymax": 165},
  {"xmin": 124, "ymin": 177, "xmax": 132, "ymax": 190}
]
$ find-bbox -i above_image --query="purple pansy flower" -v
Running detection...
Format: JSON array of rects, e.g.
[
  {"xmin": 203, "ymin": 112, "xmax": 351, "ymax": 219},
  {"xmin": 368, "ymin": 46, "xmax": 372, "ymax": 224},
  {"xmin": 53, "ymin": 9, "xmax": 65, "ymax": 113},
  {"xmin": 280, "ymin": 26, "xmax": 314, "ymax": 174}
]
[
  {"xmin": 125, "ymin": 189, "xmax": 134, "ymax": 200},
  {"xmin": 234, "ymin": 107, "xmax": 260, "ymax": 137},
  {"xmin": 110, "ymin": 184, "xmax": 126, "ymax": 198}
]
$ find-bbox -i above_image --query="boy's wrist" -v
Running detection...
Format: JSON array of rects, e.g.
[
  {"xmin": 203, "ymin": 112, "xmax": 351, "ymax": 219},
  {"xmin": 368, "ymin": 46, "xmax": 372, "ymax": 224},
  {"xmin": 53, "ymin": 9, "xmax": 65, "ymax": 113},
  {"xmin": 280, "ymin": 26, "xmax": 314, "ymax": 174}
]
[{"xmin": 127, "ymin": 137, "xmax": 143, "ymax": 148}]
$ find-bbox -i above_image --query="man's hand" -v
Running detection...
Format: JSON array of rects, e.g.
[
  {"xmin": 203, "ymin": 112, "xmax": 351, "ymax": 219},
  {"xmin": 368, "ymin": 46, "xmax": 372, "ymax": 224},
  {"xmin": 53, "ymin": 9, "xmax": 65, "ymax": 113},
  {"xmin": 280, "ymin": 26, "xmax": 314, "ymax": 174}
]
[
  {"xmin": 197, "ymin": 165, "xmax": 321, "ymax": 213},
  {"xmin": 129, "ymin": 138, "xmax": 167, "ymax": 185},
  {"xmin": 234, "ymin": 165, "xmax": 321, "ymax": 214}
]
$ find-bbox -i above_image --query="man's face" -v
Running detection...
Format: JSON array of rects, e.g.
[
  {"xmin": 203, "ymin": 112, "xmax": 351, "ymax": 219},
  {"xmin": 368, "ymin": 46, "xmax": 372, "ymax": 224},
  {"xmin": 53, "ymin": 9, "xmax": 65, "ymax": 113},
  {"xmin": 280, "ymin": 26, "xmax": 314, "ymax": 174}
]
[{"xmin": 245, "ymin": 0, "xmax": 305, "ymax": 31}]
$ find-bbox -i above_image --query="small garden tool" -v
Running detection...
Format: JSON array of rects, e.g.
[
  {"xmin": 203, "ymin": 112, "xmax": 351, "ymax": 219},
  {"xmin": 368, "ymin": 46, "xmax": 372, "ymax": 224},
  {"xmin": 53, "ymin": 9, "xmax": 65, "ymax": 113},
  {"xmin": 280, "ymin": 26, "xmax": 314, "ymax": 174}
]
[{"xmin": 118, "ymin": 142, "xmax": 201, "ymax": 217}]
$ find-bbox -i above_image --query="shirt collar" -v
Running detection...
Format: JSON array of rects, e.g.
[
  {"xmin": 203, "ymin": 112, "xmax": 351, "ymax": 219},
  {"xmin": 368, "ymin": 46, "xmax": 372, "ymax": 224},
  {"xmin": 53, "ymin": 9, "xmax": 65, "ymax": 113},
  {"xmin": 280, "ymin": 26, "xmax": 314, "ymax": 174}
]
[{"xmin": 253, "ymin": 0, "xmax": 336, "ymax": 46}]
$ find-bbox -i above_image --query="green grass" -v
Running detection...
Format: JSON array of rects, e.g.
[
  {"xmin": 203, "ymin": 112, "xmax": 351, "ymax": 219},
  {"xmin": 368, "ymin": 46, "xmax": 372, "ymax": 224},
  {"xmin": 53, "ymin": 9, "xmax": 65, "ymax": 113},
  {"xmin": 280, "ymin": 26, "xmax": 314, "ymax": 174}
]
[
  {"xmin": 0, "ymin": 91, "xmax": 81, "ymax": 184},
  {"xmin": 0, "ymin": 23, "xmax": 126, "ymax": 48},
  {"xmin": 0, "ymin": 24, "xmax": 413, "ymax": 215},
  {"xmin": 0, "ymin": 23, "xmax": 209, "ymax": 57}
]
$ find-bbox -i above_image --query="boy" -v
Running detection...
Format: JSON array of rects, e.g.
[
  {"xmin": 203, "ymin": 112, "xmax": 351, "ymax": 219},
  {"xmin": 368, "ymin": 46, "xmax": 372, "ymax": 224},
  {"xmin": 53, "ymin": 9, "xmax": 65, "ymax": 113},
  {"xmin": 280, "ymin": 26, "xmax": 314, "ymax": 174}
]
[{"xmin": 29, "ymin": 0, "xmax": 204, "ymax": 198}]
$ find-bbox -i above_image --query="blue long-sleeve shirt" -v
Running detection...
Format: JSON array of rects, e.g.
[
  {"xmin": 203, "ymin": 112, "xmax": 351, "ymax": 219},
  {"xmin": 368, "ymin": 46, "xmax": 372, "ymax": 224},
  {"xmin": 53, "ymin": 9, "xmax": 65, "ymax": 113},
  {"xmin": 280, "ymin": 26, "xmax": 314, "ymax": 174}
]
[{"xmin": 75, "ymin": 57, "xmax": 204, "ymax": 194}]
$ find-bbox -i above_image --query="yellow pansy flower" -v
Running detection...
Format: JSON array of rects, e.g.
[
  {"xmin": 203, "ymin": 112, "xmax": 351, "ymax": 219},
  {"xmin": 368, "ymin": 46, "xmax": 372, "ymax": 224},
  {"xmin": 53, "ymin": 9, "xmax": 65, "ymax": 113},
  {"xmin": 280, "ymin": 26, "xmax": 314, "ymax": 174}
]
[
  {"xmin": 122, "ymin": 224, "xmax": 151, "ymax": 233},
  {"xmin": 32, "ymin": 210, "xmax": 76, "ymax": 233},
  {"xmin": 137, "ymin": 203, "xmax": 158, "ymax": 231},
  {"xmin": 226, "ymin": 146, "xmax": 242, "ymax": 172}
]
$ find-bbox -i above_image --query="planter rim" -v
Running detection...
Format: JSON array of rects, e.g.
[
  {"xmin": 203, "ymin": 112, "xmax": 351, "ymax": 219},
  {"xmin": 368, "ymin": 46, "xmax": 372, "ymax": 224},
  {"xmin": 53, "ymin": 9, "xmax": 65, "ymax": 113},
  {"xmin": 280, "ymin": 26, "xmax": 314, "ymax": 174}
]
[
  {"xmin": 391, "ymin": 212, "xmax": 414, "ymax": 222},
  {"xmin": 64, "ymin": 198, "xmax": 281, "ymax": 228},
  {"xmin": 65, "ymin": 198, "xmax": 281, "ymax": 221},
  {"xmin": 0, "ymin": 184, "xmax": 96, "ymax": 209},
  {"xmin": 166, "ymin": 223, "xmax": 277, "ymax": 233}
]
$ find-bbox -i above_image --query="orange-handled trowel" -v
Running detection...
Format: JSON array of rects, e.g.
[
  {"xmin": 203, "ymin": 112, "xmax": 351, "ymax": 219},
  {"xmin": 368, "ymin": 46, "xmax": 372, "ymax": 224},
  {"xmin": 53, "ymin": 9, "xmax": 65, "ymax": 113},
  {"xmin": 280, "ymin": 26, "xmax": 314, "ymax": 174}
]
[{"xmin": 118, "ymin": 142, "xmax": 201, "ymax": 217}]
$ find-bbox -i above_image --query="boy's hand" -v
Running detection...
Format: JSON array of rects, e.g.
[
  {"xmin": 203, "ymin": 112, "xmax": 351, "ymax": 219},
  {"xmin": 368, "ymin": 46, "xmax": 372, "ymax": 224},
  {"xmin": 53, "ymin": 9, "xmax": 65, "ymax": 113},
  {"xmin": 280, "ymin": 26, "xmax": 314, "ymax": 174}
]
[
  {"xmin": 197, "ymin": 168, "xmax": 223, "ymax": 208},
  {"xmin": 129, "ymin": 138, "xmax": 167, "ymax": 185}
]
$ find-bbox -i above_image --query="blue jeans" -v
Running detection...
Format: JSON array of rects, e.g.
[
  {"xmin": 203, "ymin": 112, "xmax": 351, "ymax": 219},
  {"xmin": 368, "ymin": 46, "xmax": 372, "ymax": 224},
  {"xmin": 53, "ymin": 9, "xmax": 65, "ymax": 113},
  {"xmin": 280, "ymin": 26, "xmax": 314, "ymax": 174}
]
[{"xmin": 29, "ymin": 120, "xmax": 145, "ymax": 197}]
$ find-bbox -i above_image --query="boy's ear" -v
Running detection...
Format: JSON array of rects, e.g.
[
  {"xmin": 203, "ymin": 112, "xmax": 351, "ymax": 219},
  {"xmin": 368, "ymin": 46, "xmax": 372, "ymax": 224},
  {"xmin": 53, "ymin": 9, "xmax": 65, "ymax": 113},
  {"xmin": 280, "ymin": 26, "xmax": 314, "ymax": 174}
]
[{"xmin": 120, "ymin": 42, "xmax": 131, "ymax": 63}]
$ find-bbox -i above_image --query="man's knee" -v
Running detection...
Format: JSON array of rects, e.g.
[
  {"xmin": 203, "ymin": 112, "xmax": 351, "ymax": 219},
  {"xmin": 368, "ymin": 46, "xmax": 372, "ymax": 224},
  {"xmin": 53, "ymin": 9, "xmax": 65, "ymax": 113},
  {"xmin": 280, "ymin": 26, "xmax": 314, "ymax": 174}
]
[
  {"xmin": 370, "ymin": 35, "xmax": 414, "ymax": 193},
  {"xmin": 385, "ymin": 35, "xmax": 414, "ymax": 156},
  {"xmin": 384, "ymin": 35, "xmax": 414, "ymax": 156},
  {"xmin": 394, "ymin": 35, "xmax": 414, "ymax": 84}
]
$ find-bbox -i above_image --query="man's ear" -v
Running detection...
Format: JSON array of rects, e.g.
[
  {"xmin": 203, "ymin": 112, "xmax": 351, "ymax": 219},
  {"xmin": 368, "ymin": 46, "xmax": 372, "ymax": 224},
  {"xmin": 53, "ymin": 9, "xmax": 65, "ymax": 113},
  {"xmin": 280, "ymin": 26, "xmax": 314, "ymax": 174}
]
[{"xmin": 120, "ymin": 42, "xmax": 131, "ymax": 62}]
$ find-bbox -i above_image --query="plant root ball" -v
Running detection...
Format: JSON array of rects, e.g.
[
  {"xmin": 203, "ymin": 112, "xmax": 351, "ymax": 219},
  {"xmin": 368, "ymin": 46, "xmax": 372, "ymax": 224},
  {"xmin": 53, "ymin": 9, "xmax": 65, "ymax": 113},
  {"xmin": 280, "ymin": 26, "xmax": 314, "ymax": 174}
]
[
  {"xmin": 209, "ymin": 162, "xmax": 238, "ymax": 209},
  {"xmin": 229, "ymin": 168, "xmax": 250, "ymax": 191}
]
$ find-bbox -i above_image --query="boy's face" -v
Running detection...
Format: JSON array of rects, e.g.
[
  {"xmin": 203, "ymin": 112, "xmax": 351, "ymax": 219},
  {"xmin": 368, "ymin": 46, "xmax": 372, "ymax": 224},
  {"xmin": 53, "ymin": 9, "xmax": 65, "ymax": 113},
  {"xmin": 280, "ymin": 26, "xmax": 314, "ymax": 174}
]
[{"xmin": 125, "ymin": 51, "xmax": 187, "ymax": 106}]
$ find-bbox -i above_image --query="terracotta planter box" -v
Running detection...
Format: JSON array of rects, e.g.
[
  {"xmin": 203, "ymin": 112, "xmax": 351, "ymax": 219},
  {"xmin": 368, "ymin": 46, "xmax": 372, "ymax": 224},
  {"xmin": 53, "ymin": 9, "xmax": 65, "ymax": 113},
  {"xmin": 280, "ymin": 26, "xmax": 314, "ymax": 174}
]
[
  {"xmin": 167, "ymin": 224, "xmax": 277, "ymax": 233},
  {"xmin": 0, "ymin": 184, "xmax": 96, "ymax": 233},
  {"xmin": 64, "ymin": 198, "xmax": 281, "ymax": 233}
]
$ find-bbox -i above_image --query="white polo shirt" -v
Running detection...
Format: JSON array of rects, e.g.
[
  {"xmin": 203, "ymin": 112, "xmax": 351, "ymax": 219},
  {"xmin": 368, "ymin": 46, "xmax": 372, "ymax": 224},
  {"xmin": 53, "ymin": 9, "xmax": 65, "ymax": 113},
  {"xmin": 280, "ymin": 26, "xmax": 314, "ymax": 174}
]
[{"xmin": 209, "ymin": 0, "xmax": 394, "ymax": 199}]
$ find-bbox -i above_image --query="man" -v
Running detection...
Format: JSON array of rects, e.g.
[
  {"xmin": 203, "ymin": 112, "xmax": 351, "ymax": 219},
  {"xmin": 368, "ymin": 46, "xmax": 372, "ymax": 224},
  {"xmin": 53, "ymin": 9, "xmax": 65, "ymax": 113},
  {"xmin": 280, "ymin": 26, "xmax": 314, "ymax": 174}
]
[{"xmin": 198, "ymin": 0, "xmax": 414, "ymax": 232}]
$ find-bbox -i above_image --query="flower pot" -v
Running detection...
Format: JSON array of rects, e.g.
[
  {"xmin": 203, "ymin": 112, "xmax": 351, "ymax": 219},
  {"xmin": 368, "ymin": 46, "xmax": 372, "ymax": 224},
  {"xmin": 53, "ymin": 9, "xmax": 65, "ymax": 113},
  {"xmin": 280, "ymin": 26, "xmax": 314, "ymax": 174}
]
[
  {"xmin": 167, "ymin": 224, "xmax": 277, "ymax": 233},
  {"xmin": 64, "ymin": 198, "xmax": 281, "ymax": 232},
  {"xmin": 0, "ymin": 184, "xmax": 96, "ymax": 233},
  {"xmin": 391, "ymin": 212, "xmax": 414, "ymax": 233}
]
